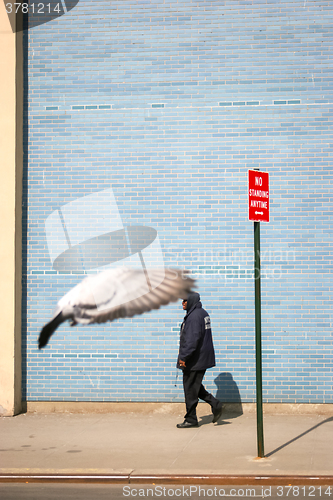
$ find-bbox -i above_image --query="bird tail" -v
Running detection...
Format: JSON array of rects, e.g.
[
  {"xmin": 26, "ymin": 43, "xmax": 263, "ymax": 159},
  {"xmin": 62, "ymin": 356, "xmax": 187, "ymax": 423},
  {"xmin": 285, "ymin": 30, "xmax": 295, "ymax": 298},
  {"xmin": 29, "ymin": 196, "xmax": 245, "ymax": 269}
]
[{"xmin": 38, "ymin": 312, "xmax": 65, "ymax": 349}]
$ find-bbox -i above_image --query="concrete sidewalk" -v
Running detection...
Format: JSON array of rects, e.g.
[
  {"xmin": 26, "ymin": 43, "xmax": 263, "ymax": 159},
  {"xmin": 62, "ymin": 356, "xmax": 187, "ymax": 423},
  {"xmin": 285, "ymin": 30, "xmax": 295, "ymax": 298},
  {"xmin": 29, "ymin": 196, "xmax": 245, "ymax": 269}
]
[{"xmin": 0, "ymin": 404, "xmax": 333, "ymax": 483}]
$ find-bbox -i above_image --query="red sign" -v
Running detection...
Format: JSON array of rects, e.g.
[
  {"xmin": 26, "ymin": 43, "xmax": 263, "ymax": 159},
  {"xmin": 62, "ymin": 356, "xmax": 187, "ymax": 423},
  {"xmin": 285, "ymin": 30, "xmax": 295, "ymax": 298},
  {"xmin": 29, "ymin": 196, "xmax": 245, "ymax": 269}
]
[{"xmin": 248, "ymin": 170, "xmax": 269, "ymax": 222}]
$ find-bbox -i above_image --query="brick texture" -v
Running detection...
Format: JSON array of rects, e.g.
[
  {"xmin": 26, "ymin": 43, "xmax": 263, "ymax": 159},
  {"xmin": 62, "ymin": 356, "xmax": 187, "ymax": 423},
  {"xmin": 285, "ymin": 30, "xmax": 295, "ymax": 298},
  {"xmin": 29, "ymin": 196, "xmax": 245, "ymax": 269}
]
[{"xmin": 22, "ymin": 0, "xmax": 333, "ymax": 403}]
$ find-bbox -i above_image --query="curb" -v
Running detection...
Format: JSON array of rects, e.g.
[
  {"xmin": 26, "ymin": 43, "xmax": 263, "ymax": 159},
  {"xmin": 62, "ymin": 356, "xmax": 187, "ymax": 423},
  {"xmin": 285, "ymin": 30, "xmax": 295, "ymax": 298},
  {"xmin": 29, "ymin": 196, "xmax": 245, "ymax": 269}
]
[{"xmin": 1, "ymin": 474, "xmax": 333, "ymax": 485}]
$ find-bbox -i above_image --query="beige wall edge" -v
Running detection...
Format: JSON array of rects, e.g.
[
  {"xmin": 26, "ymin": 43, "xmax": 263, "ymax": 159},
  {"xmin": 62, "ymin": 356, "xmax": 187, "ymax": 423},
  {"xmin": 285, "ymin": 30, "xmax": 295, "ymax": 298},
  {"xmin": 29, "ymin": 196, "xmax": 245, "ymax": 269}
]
[
  {"xmin": 26, "ymin": 402, "xmax": 333, "ymax": 416},
  {"xmin": 0, "ymin": 4, "xmax": 23, "ymax": 416}
]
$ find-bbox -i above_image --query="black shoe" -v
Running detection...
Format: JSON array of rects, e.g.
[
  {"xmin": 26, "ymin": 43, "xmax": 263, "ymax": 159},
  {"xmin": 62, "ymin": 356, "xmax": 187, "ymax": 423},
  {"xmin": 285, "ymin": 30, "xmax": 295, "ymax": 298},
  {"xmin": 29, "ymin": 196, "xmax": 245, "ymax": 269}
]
[
  {"xmin": 176, "ymin": 420, "xmax": 198, "ymax": 428},
  {"xmin": 212, "ymin": 405, "xmax": 223, "ymax": 423}
]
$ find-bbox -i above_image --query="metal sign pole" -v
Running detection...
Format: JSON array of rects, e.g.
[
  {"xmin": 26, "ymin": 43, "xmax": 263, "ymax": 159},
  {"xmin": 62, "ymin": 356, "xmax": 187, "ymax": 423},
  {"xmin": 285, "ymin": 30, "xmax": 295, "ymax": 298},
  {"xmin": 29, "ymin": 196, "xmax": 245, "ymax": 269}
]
[
  {"xmin": 249, "ymin": 168, "xmax": 268, "ymax": 459},
  {"xmin": 254, "ymin": 220, "xmax": 264, "ymax": 458}
]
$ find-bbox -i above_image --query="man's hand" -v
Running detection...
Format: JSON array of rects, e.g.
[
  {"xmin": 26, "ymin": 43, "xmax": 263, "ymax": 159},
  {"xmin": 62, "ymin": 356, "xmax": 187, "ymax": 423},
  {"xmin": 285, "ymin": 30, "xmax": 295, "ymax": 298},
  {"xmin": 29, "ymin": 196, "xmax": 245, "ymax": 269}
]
[{"xmin": 179, "ymin": 359, "xmax": 186, "ymax": 368}]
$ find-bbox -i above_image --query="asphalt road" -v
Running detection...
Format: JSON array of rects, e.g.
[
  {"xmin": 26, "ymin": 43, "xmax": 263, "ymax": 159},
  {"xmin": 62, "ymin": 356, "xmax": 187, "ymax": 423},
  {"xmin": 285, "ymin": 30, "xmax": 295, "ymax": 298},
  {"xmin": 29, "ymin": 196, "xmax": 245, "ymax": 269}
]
[{"xmin": 0, "ymin": 484, "xmax": 331, "ymax": 500}]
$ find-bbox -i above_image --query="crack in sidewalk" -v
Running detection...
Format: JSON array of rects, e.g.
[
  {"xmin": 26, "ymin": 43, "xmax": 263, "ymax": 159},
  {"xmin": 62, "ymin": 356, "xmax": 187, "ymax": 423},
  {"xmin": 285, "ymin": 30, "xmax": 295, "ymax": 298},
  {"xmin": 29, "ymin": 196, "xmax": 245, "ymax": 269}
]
[{"xmin": 168, "ymin": 428, "xmax": 201, "ymax": 467}]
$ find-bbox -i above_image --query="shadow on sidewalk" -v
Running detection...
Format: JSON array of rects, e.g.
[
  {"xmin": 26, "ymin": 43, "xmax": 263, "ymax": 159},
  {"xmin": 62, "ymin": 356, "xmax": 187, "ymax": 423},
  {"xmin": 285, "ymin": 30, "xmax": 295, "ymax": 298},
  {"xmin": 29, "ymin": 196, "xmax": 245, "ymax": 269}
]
[
  {"xmin": 199, "ymin": 414, "xmax": 231, "ymax": 426},
  {"xmin": 266, "ymin": 416, "xmax": 333, "ymax": 457}
]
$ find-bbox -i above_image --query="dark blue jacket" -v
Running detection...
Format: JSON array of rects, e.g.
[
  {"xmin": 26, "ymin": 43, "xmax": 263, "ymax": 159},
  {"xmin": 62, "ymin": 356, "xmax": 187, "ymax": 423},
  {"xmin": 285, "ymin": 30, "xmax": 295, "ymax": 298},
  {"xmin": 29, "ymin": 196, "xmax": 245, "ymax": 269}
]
[{"xmin": 177, "ymin": 294, "xmax": 216, "ymax": 371}]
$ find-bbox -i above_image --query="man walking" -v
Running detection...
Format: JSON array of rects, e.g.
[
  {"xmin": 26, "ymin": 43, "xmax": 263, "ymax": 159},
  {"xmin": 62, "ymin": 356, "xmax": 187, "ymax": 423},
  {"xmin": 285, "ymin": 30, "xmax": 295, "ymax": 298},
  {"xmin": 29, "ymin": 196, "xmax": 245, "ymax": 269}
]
[{"xmin": 177, "ymin": 292, "xmax": 223, "ymax": 428}]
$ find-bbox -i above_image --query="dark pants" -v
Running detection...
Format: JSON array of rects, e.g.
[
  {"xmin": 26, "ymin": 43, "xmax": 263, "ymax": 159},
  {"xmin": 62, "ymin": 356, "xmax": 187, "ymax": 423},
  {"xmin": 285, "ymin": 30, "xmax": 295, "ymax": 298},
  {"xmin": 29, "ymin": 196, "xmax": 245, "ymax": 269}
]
[{"xmin": 182, "ymin": 370, "xmax": 221, "ymax": 424}]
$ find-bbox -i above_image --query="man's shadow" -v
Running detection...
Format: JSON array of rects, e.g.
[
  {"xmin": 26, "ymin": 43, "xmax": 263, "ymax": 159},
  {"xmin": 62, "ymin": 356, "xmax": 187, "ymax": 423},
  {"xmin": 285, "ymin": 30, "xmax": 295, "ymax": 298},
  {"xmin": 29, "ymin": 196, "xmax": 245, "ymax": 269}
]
[{"xmin": 199, "ymin": 372, "xmax": 243, "ymax": 426}]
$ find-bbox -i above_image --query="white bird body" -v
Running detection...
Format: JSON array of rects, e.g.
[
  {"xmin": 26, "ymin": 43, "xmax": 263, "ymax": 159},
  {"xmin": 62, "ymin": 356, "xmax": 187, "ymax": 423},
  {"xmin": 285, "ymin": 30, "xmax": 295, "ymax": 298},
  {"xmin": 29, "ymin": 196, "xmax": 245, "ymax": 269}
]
[{"xmin": 38, "ymin": 267, "xmax": 195, "ymax": 349}]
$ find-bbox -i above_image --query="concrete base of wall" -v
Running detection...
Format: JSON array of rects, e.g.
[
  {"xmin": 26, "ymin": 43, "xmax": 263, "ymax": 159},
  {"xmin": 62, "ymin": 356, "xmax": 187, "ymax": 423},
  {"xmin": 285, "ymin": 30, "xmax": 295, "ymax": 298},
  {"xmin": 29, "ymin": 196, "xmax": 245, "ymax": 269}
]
[{"xmin": 24, "ymin": 401, "xmax": 333, "ymax": 416}]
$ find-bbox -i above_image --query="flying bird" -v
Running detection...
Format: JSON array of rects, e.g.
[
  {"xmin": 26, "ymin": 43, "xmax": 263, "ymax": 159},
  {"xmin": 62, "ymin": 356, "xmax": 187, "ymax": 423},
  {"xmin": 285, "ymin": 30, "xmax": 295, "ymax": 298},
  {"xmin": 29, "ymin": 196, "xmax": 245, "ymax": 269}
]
[{"xmin": 38, "ymin": 267, "xmax": 195, "ymax": 349}]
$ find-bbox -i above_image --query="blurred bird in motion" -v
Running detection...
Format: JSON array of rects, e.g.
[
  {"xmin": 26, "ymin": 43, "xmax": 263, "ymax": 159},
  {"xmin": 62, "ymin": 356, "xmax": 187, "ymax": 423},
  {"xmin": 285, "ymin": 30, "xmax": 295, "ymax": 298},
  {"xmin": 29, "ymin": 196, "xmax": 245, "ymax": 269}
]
[{"xmin": 38, "ymin": 267, "xmax": 195, "ymax": 349}]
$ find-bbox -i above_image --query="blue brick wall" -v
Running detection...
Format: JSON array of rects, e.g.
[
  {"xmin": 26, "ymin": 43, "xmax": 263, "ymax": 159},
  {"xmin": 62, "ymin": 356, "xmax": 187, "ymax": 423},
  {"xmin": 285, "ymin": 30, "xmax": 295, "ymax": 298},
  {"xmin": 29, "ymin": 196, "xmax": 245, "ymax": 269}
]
[{"xmin": 22, "ymin": 0, "xmax": 333, "ymax": 403}]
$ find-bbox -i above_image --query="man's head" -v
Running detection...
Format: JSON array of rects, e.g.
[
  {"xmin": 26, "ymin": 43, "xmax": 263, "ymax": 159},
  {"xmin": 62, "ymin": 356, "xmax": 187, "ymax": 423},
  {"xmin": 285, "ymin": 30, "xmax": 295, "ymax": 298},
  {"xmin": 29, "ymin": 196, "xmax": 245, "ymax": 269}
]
[{"xmin": 182, "ymin": 292, "xmax": 200, "ymax": 311}]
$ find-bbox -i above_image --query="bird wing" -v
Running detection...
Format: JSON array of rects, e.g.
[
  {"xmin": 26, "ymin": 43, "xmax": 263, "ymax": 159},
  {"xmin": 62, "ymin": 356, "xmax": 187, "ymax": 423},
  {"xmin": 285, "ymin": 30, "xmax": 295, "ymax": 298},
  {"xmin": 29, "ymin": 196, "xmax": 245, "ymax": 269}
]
[{"xmin": 71, "ymin": 267, "xmax": 195, "ymax": 325}]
